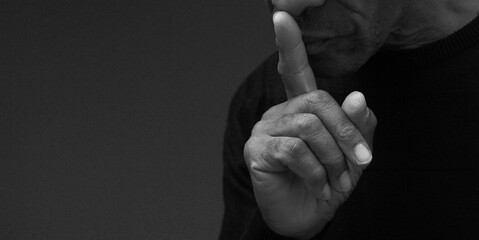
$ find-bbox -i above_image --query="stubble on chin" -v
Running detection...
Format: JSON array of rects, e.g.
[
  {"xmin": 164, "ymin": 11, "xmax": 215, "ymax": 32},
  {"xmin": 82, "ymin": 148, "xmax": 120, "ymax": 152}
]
[{"xmin": 309, "ymin": 35, "xmax": 386, "ymax": 79}]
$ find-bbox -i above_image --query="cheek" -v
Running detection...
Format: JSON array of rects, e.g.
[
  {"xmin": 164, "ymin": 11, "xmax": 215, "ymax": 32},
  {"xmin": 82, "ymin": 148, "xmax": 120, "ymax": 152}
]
[
  {"xmin": 308, "ymin": 41, "xmax": 374, "ymax": 78},
  {"xmin": 349, "ymin": 7, "xmax": 389, "ymax": 51},
  {"xmin": 374, "ymin": 0, "xmax": 407, "ymax": 39}
]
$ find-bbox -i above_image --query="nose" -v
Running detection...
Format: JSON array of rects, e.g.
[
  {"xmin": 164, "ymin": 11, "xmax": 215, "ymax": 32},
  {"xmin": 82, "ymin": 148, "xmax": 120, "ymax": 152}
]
[{"xmin": 268, "ymin": 0, "xmax": 326, "ymax": 16}]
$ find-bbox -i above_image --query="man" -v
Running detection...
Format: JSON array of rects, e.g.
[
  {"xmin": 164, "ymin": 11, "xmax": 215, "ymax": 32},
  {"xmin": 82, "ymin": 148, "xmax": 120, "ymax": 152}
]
[{"xmin": 220, "ymin": 0, "xmax": 479, "ymax": 239}]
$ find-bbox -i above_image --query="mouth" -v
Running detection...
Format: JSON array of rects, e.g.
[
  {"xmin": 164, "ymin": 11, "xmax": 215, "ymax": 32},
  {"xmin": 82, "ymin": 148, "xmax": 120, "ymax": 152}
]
[
  {"xmin": 302, "ymin": 31, "xmax": 355, "ymax": 55},
  {"xmin": 304, "ymin": 40, "xmax": 330, "ymax": 55},
  {"xmin": 302, "ymin": 31, "xmax": 336, "ymax": 42},
  {"xmin": 301, "ymin": 30, "xmax": 337, "ymax": 55}
]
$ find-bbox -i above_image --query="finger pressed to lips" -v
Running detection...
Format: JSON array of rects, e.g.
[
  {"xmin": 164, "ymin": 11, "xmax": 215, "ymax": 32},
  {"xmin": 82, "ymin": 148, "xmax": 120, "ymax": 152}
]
[
  {"xmin": 269, "ymin": 11, "xmax": 372, "ymax": 195},
  {"xmin": 274, "ymin": 11, "xmax": 317, "ymax": 99}
]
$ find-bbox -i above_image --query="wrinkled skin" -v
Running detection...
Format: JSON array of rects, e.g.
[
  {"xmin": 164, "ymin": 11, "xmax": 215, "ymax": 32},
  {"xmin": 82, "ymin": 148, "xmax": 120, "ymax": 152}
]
[
  {"xmin": 264, "ymin": 0, "xmax": 410, "ymax": 78},
  {"xmin": 244, "ymin": 8, "xmax": 380, "ymax": 238}
]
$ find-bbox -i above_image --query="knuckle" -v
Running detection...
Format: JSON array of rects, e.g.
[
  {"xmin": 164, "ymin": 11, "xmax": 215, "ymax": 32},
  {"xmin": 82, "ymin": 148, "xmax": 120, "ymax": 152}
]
[
  {"xmin": 261, "ymin": 102, "xmax": 286, "ymax": 120},
  {"xmin": 266, "ymin": 138, "xmax": 289, "ymax": 163},
  {"xmin": 295, "ymin": 114, "xmax": 321, "ymax": 136},
  {"xmin": 245, "ymin": 136, "xmax": 280, "ymax": 172},
  {"xmin": 244, "ymin": 137, "xmax": 260, "ymax": 161},
  {"xmin": 282, "ymin": 138, "xmax": 304, "ymax": 156},
  {"xmin": 266, "ymin": 137, "xmax": 282, "ymax": 156},
  {"xmin": 278, "ymin": 113, "xmax": 296, "ymax": 126},
  {"xmin": 305, "ymin": 90, "xmax": 336, "ymax": 111},
  {"xmin": 305, "ymin": 91, "xmax": 323, "ymax": 106},
  {"xmin": 244, "ymin": 136, "xmax": 258, "ymax": 151},
  {"xmin": 335, "ymin": 121, "xmax": 358, "ymax": 142},
  {"xmin": 261, "ymin": 108, "xmax": 275, "ymax": 120},
  {"xmin": 261, "ymin": 138, "xmax": 288, "ymax": 166},
  {"xmin": 252, "ymin": 121, "xmax": 267, "ymax": 134}
]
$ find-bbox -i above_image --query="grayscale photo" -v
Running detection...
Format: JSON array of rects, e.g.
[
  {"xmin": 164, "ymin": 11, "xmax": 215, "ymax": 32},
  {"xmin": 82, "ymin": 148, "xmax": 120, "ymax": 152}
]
[{"xmin": 2, "ymin": 0, "xmax": 479, "ymax": 239}]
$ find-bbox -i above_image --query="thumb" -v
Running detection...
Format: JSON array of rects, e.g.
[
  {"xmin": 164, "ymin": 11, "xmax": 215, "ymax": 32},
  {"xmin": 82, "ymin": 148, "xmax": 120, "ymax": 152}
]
[{"xmin": 341, "ymin": 91, "xmax": 377, "ymax": 149}]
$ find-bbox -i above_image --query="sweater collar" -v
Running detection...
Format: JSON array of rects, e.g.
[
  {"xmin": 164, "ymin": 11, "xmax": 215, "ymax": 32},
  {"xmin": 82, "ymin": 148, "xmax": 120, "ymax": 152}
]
[{"xmin": 366, "ymin": 16, "xmax": 479, "ymax": 72}]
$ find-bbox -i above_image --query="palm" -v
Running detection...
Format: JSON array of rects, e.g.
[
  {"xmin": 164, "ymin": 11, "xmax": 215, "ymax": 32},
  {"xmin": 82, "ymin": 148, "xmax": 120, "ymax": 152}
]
[{"xmin": 252, "ymin": 169, "xmax": 352, "ymax": 237}]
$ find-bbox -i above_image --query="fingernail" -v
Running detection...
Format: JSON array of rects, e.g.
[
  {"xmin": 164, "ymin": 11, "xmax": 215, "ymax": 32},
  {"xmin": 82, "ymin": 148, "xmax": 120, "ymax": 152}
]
[
  {"xmin": 273, "ymin": 11, "xmax": 280, "ymax": 22},
  {"xmin": 354, "ymin": 143, "xmax": 372, "ymax": 165},
  {"xmin": 321, "ymin": 184, "xmax": 331, "ymax": 200},
  {"xmin": 338, "ymin": 171, "xmax": 352, "ymax": 192}
]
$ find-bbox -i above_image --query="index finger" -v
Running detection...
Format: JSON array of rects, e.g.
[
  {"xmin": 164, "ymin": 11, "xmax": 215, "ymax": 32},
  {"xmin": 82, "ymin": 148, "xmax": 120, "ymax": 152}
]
[{"xmin": 274, "ymin": 11, "xmax": 317, "ymax": 99}]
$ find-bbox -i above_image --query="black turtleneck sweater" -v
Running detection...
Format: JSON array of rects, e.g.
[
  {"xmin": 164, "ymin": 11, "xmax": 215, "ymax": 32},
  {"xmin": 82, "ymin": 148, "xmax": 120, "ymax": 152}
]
[{"xmin": 219, "ymin": 16, "xmax": 479, "ymax": 240}]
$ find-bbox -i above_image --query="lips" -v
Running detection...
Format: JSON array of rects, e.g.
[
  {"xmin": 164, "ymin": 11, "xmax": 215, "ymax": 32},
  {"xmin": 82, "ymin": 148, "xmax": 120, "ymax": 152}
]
[
  {"xmin": 304, "ymin": 40, "xmax": 330, "ymax": 55},
  {"xmin": 301, "ymin": 28, "xmax": 354, "ymax": 41},
  {"xmin": 301, "ymin": 31, "xmax": 337, "ymax": 43},
  {"xmin": 302, "ymin": 34, "xmax": 331, "ymax": 55},
  {"xmin": 301, "ymin": 31, "xmax": 335, "ymax": 54},
  {"xmin": 302, "ymin": 31, "xmax": 354, "ymax": 55},
  {"xmin": 303, "ymin": 36, "xmax": 330, "ymax": 44}
]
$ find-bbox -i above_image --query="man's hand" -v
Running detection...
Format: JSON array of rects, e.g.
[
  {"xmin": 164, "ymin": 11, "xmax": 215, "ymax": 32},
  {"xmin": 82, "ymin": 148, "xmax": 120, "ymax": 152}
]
[{"xmin": 243, "ymin": 11, "xmax": 377, "ymax": 239}]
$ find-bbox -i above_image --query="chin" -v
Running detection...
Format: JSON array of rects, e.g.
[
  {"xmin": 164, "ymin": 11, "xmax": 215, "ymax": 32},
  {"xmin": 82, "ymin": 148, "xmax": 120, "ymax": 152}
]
[
  {"xmin": 307, "ymin": 48, "xmax": 373, "ymax": 79},
  {"xmin": 309, "ymin": 57, "xmax": 360, "ymax": 79}
]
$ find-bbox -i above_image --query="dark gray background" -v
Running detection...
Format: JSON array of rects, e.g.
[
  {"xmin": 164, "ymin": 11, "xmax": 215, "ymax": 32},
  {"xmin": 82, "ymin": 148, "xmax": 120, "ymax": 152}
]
[{"xmin": 1, "ymin": 1, "xmax": 275, "ymax": 239}]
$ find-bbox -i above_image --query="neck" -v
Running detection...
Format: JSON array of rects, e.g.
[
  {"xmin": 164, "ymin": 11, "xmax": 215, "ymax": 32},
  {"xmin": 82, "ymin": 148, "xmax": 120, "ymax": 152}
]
[{"xmin": 384, "ymin": 0, "xmax": 479, "ymax": 49}]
